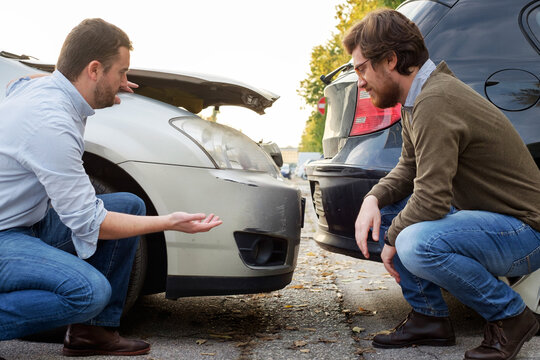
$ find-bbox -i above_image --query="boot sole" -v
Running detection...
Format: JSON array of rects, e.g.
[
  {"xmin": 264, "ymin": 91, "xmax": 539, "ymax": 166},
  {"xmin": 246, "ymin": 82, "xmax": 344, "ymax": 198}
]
[
  {"xmin": 372, "ymin": 337, "xmax": 456, "ymax": 349},
  {"xmin": 63, "ymin": 346, "xmax": 150, "ymax": 357},
  {"xmin": 464, "ymin": 319, "xmax": 539, "ymax": 360}
]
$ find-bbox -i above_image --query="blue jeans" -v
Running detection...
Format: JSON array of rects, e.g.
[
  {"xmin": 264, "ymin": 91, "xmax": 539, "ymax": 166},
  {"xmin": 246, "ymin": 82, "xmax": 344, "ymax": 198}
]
[
  {"xmin": 380, "ymin": 197, "xmax": 540, "ymax": 321},
  {"xmin": 0, "ymin": 193, "xmax": 145, "ymax": 340}
]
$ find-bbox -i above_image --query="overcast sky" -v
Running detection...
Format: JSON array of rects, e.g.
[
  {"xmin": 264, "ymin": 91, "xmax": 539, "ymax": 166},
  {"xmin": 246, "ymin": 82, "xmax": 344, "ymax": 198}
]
[{"xmin": 3, "ymin": 0, "xmax": 344, "ymax": 148}]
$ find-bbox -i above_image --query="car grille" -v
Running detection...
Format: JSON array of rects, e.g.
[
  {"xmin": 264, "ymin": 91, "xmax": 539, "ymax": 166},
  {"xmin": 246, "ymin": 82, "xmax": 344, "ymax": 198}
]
[{"xmin": 313, "ymin": 182, "xmax": 325, "ymax": 218}]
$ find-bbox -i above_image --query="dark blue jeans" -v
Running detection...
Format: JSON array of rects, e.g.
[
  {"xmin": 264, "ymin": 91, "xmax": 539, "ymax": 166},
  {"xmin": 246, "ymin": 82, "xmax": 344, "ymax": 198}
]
[
  {"xmin": 0, "ymin": 193, "xmax": 145, "ymax": 340},
  {"xmin": 380, "ymin": 197, "xmax": 540, "ymax": 321}
]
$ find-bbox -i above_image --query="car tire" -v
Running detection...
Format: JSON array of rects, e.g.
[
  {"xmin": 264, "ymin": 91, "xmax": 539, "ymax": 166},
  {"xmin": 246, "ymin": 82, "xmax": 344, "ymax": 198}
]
[{"xmin": 89, "ymin": 175, "xmax": 148, "ymax": 316}]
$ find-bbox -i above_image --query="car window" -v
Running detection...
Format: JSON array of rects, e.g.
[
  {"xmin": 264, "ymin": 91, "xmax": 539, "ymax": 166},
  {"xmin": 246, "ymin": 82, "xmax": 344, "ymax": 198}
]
[{"xmin": 398, "ymin": 0, "xmax": 453, "ymax": 37}]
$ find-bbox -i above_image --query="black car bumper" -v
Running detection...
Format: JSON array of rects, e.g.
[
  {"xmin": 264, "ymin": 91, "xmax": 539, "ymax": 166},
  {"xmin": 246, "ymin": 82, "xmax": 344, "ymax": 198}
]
[
  {"xmin": 306, "ymin": 125, "xmax": 402, "ymax": 262},
  {"xmin": 307, "ymin": 164, "xmax": 388, "ymax": 261}
]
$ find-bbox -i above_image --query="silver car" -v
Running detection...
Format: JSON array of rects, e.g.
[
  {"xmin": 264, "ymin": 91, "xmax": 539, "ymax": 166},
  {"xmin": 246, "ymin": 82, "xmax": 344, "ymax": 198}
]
[{"xmin": 0, "ymin": 51, "xmax": 304, "ymax": 312}]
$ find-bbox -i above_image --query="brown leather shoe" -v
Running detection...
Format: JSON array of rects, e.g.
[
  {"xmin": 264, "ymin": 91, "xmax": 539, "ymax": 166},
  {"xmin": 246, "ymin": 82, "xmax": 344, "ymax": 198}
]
[
  {"xmin": 464, "ymin": 307, "xmax": 539, "ymax": 360},
  {"xmin": 372, "ymin": 310, "xmax": 456, "ymax": 348},
  {"xmin": 63, "ymin": 324, "xmax": 150, "ymax": 356}
]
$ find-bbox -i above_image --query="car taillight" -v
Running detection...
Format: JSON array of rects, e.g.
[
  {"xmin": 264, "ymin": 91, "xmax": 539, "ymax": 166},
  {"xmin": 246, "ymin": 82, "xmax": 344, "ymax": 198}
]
[{"xmin": 349, "ymin": 88, "xmax": 401, "ymax": 136}]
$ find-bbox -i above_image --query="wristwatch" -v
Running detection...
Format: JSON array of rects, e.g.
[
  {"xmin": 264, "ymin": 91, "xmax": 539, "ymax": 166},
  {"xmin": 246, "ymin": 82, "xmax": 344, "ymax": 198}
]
[{"xmin": 383, "ymin": 231, "xmax": 393, "ymax": 246}]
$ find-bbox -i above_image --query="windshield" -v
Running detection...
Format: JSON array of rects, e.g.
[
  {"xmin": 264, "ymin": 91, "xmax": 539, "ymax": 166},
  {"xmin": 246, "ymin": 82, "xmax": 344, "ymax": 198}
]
[{"xmin": 398, "ymin": 0, "xmax": 453, "ymax": 37}]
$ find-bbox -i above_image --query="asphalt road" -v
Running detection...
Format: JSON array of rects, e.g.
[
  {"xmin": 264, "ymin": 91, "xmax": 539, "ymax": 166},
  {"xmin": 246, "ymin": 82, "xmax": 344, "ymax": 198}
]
[{"xmin": 1, "ymin": 179, "xmax": 539, "ymax": 359}]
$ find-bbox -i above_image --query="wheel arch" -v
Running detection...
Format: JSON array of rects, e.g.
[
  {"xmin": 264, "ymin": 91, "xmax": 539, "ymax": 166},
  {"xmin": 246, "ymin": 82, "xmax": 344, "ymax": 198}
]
[{"xmin": 83, "ymin": 151, "xmax": 167, "ymax": 295}]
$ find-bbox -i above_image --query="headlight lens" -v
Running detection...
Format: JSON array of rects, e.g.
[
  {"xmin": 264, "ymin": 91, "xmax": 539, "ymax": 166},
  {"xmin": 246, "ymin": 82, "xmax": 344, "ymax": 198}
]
[{"xmin": 170, "ymin": 116, "xmax": 279, "ymax": 177}]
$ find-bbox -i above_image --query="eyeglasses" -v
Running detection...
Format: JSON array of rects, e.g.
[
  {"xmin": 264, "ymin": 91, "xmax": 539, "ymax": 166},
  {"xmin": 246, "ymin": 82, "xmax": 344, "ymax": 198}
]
[{"xmin": 354, "ymin": 59, "xmax": 371, "ymax": 80}]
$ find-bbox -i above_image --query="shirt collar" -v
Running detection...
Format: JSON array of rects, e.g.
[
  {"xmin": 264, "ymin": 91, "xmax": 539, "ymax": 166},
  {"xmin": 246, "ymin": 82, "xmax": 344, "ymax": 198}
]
[
  {"xmin": 51, "ymin": 70, "xmax": 95, "ymax": 119},
  {"xmin": 404, "ymin": 59, "xmax": 436, "ymax": 108}
]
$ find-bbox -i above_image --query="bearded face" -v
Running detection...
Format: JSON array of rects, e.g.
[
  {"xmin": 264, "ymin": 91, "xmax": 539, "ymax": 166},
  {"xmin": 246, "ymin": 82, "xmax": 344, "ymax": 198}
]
[
  {"xmin": 366, "ymin": 66, "xmax": 401, "ymax": 109},
  {"xmin": 93, "ymin": 75, "xmax": 117, "ymax": 109}
]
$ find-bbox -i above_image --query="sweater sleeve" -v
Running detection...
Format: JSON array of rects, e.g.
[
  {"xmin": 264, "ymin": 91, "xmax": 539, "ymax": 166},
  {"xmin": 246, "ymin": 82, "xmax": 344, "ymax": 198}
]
[{"xmin": 386, "ymin": 95, "xmax": 463, "ymax": 245}]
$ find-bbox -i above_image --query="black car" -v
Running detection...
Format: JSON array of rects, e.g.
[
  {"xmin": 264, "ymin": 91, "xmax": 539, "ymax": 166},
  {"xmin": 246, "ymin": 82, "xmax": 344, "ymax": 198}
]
[{"xmin": 306, "ymin": 0, "xmax": 540, "ymax": 319}]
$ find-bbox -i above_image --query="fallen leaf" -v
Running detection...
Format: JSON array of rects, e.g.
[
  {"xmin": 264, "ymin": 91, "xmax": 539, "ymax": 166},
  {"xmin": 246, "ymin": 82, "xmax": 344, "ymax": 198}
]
[
  {"xmin": 293, "ymin": 340, "xmax": 308, "ymax": 347},
  {"xmin": 196, "ymin": 339, "xmax": 207, "ymax": 345},
  {"xmin": 200, "ymin": 353, "xmax": 216, "ymax": 356},
  {"xmin": 352, "ymin": 327, "xmax": 365, "ymax": 333},
  {"xmin": 289, "ymin": 285, "xmax": 304, "ymax": 289},
  {"xmin": 318, "ymin": 338, "xmax": 338, "ymax": 343},
  {"xmin": 285, "ymin": 326, "xmax": 298, "ymax": 331},
  {"xmin": 356, "ymin": 307, "xmax": 375, "ymax": 316},
  {"xmin": 300, "ymin": 349, "xmax": 311, "ymax": 353},
  {"xmin": 301, "ymin": 328, "xmax": 317, "ymax": 332},
  {"xmin": 251, "ymin": 293, "xmax": 267, "ymax": 298},
  {"xmin": 236, "ymin": 341, "xmax": 250, "ymax": 347},
  {"xmin": 306, "ymin": 252, "xmax": 317, "ymax": 256},
  {"xmin": 209, "ymin": 334, "xmax": 233, "ymax": 340},
  {"xmin": 255, "ymin": 333, "xmax": 280, "ymax": 341},
  {"xmin": 320, "ymin": 271, "xmax": 333, "ymax": 277},
  {"xmin": 284, "ymin": 304, "xmax": 309, "ymax": 308}
]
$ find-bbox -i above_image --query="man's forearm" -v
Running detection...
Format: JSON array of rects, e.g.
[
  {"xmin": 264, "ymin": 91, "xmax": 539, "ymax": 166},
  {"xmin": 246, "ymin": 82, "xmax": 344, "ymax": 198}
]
[{"xmin": 98, "ymin": 211, "xmax": 169, "ymax": 239}]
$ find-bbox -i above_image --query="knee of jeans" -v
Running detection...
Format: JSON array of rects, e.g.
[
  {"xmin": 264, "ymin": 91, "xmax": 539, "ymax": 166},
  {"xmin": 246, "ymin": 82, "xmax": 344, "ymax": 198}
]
[
  {"xmin": 79, "ymin": 270, "xmax": 112, "ymax": 319},
  {"xmin": 395, "ymin": 223, "xmax": 432, "ymax": 272},
  {"xmin": 124, "ymin": 193, "xmax": 146, "ymax": 216}
]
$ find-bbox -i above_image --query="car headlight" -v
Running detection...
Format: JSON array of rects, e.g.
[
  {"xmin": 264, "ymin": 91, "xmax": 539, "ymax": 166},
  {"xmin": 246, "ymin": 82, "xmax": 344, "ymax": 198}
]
[{"xmin": 170, "ymin": 116, "xmax": 279, "ymax": 177}]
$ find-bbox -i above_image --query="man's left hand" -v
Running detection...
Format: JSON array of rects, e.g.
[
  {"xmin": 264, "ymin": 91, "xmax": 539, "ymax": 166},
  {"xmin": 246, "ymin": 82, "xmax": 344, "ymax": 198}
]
[
  {"xmin": 115, "ymin": 81, "xmax": 139, "ymax": 104},
  {"xmin": 381, "ymin": 244, "xmax": 400, "ymax": 283}
]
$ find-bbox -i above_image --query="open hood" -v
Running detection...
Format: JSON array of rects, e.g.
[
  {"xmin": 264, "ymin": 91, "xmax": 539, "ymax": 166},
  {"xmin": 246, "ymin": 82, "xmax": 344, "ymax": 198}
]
[
  {"xmin": 5, "ymin": 51, "xmax": 279, "ymax": 115},
  {"xmin": 127, "ymin": 68, "xmax": 279, "ymax": 115}
]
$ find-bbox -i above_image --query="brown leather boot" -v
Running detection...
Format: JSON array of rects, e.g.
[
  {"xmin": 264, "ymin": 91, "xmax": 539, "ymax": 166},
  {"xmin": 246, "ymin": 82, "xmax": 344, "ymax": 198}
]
[
  {"xmin": 464, "ymin": 307, "xmax": 539, "ymax": 360},
  {"xmin": 63, "ymin": 324, "xmax": 150, "ymax": 356},
  {"xmin": 372, "ymin": 310, "xmax": 456, "ymax": 348}
]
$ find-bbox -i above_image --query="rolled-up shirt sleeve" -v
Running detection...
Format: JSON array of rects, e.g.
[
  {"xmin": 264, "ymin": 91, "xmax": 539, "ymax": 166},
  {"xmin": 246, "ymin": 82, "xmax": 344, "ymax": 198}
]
[
  {"xmin": 6, "ymin": 76, "xmax": 31, "ymax": 96},
  {"xmin": 18, "ymin": 112, "xmax": 107, "ymax": 259}
]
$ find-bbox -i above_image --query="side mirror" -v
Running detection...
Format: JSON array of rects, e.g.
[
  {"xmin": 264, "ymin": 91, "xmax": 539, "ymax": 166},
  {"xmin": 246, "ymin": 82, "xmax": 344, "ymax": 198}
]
[{"xmin": 258, "ymin": 141, "xmax": 283, "ymax": 168}]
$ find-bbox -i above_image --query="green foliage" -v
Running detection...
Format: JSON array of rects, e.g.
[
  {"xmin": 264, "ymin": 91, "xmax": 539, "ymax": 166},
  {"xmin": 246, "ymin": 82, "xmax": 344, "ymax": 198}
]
[
  {"xmin": 297, "ymin": 0, "xmax": 404, "ymax": 151},
  {"xmin": 379, "ymin": 0, "xmax": 404, "ymax": 9},
  {"xmin": 299, "ymin": 111, "xmax": 326, "ymax": 152}
]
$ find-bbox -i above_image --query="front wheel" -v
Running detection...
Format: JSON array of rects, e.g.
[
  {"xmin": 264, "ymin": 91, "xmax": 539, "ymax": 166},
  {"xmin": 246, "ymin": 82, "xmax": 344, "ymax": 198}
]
[{"xmin": 90, "ymin": 175, "xmax": 148, "ymax": 316}]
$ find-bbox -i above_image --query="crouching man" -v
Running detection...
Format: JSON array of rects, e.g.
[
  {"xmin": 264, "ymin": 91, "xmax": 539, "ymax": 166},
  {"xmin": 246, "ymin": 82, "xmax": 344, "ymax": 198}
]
[
  {"xmin": 0, "ymin": 18, "xmax": 222, "ymax": 356},
  {"xmin": 348, "ymin": 9, "xmax": 540, "ymax": 360}
]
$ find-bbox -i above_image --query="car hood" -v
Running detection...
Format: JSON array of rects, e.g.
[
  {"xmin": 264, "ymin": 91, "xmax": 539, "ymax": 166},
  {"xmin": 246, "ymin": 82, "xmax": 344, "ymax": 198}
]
[
  {"xmin": 127, "ymin": 68, "xmax": 279, "ymax": 115},
  {"xmin": 15, "ymin": 56, "xmax": 279, "ymax": 115}
]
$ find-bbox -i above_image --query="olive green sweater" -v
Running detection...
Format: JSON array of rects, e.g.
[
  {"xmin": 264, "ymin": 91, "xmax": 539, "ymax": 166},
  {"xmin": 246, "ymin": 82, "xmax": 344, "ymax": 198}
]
[{"xmin": 367, "ymin": 62, "xmax": 540, "ymax": 245}]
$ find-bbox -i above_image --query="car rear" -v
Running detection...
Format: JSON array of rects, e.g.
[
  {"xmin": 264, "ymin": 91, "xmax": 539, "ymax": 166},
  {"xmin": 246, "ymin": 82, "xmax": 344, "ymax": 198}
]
[{"xmin": 306, "ymin": 0, "xmax": 540, "ymax": 260}]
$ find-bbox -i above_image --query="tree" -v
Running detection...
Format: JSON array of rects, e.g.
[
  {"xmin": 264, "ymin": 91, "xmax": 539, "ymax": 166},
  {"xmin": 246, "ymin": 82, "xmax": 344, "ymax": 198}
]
[{"xmin": 298, "ymin": 0, "xmax": 404, "ymax": 152}]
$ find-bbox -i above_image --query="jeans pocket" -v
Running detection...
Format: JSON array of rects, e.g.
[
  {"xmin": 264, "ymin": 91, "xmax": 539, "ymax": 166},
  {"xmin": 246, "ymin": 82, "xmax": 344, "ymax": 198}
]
[{"xmin": 506, "ymin": 244, "xmax": 540, "ymax": 277}]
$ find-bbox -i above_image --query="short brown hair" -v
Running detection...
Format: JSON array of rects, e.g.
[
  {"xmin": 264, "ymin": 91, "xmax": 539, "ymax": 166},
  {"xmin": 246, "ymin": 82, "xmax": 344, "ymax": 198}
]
[
  {"xmin": 57, "ymin": 18, "xmax": 132, "ymax": 81},
  {"xmin": 343, "ymin": 9, "xmax": 428, "ymax": 75}
]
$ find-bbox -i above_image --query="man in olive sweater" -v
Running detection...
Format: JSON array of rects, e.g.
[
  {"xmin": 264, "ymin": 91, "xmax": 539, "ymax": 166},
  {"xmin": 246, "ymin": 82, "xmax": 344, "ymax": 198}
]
[{"xmin": 347, "ymin": 9, "xmax": 540, "ymax": 360}]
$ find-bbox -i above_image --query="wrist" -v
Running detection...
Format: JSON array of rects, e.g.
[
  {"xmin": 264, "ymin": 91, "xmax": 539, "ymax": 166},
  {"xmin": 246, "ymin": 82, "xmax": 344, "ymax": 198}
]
[
  {"xmin": 383, "ymin": 231, "xmax": 393, "ymax": 246},
  {"xmin": 365, "ymin": 194, "xmax": 379, "ymax": 207}
]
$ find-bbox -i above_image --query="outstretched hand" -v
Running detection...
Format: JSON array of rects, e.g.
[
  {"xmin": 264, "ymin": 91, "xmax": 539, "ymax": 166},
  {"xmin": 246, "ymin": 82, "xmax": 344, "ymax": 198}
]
[
  {"xmin": 115, "ymin": 81, "xmax": 139, "ymax": 104},
  {"xmin": 168, "ymin": 212, "xmax": 222, "ymax": 234}
]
